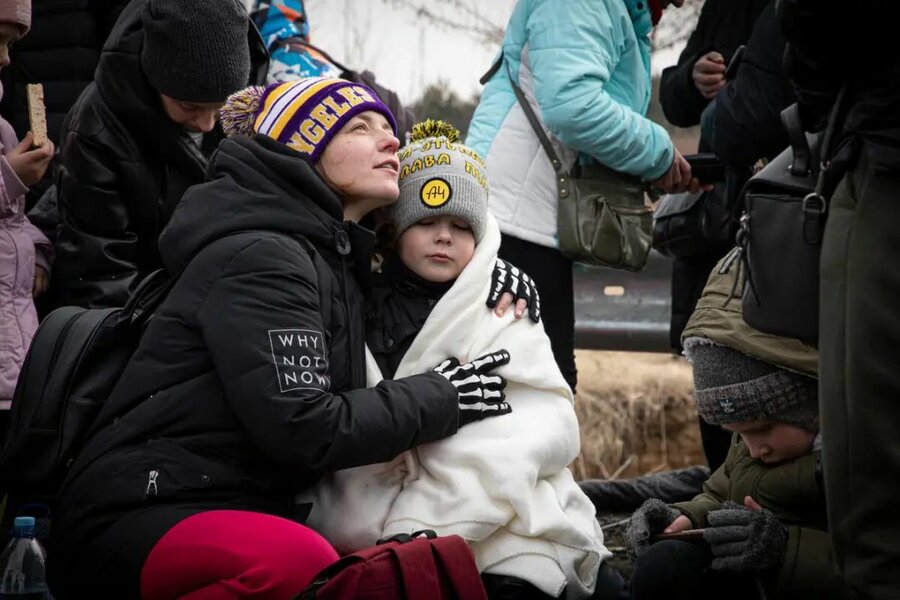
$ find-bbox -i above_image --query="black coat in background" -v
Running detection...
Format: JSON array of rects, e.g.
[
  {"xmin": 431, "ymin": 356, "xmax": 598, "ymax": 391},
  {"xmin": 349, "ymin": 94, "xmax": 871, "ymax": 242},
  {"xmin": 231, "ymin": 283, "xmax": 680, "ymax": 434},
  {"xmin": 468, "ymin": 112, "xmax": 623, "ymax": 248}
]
[
  {"xmin": 659, "ymin": 0, "xmax": 767, "ymax": 129},
  {"xmin": 0, "ymin": 0, "xmax": 126, "ymax": 146},
  {"xmin": 0, "ymin": 0, "xmax": 127, "ymax": 210},
  {"xmin": 662, "ymin": 0, "xmax": 770, "ymax": 472},
  {"xmin": 52, "ymin": 0, "xmax": 268, "ymax": 309},
  {"xmin": 664, "ymin": 0, "xmax": 770, "ymax": 358},
  {"xmin": 48, "ymin": 135, "xmax": 460, "ymax": 599},
  {"xmin": 778, "ymin": 3, "xmax": 900, "ymax": 598},
  {"xmin": 707, "ymin": 2, "xmax": 795, "ymax": 170},
  {"xmin": 778, "ymin": 0, "xmax": 900, "ymax": 147}
]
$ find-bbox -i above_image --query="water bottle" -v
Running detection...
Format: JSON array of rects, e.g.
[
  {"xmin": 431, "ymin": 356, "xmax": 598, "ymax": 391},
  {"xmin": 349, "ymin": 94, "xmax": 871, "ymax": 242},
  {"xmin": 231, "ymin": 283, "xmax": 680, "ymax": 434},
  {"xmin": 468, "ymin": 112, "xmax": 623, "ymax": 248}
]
[{"xmin": 0, "ymin": 517, "xmax": 52, "ymax": 600}]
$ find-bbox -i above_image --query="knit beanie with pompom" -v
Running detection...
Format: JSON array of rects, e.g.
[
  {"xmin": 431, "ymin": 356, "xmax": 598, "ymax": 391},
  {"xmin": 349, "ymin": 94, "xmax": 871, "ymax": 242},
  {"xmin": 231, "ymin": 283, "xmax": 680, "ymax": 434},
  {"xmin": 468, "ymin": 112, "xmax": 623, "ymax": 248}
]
[
  {"xmin": 387, "ymin": 119, "xmax": 489, "ymax": 243},
  {"xmin": 219, "ymin": 77, "xmax": 396, "ymax": 164}
]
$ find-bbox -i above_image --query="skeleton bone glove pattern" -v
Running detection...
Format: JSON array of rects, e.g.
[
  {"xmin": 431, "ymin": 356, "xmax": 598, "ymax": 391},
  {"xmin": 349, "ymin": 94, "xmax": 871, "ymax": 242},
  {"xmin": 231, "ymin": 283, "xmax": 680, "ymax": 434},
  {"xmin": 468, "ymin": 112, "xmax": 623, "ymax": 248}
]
[
  {"xmin": 487, "ymin": 259, "xmax": 542, "ymax": 323},
  {"xmin": 434, "ymin": 350, "xmax": 512, "ymax": 427}
]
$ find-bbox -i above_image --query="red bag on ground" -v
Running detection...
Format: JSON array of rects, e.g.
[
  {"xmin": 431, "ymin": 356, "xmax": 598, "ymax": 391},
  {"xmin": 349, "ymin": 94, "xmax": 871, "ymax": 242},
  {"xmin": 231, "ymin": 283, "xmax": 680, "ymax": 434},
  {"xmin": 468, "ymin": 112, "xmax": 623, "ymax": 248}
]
[{"xmin": 297, "ymin": 530, "xmax": 487, "ymax": 600}]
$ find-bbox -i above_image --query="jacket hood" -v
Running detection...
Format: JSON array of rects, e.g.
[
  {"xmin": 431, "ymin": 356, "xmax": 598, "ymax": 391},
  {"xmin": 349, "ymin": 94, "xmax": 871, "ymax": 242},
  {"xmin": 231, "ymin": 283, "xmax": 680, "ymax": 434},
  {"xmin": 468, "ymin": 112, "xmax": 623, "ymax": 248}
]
[
  {"xmin": 94, "ymin": 0, "xmax": 187, "ymax": 148},
  {"xmin": 94, "ymin": 0, "xmax": 268, "ymax": 155},
  {"xmin": 681, "ymin": 250, "xmax": 818, "ymax": 377},
  {"xmin": 159, "ymin": 134, "xmax": 355, "ymax": 274}
]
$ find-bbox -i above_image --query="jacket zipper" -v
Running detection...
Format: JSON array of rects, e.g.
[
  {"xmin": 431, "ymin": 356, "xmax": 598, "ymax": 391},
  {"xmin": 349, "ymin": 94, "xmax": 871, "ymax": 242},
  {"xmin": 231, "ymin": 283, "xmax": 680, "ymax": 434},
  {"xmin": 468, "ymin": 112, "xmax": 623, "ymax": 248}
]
[
  {"xmin": 145, "ymin": 469, "xmax": 159, "ymax": 498},
  {"xmin": 335, "ymin": 227, "xmax": 364, "ymax": 386}
]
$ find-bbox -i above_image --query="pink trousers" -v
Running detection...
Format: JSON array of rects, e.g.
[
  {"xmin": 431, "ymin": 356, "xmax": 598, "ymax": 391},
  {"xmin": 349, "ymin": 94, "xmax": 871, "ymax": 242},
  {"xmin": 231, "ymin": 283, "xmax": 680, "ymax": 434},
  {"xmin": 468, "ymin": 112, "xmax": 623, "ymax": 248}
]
[{"xmin": 140, "ymin": 510, "xmax": 339, "ymax": 600}]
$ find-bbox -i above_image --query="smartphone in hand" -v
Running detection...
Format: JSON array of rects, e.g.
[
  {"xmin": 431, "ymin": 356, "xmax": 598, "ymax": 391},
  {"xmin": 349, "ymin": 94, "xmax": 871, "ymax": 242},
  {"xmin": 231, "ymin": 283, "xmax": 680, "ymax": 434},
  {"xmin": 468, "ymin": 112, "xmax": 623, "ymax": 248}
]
[
  {"xmin": 650, "ymin": 529, "xmax": 708, "ymax": 544},
  {"xmin": 684, "ymin": 153, "xmax": 726, "ymax": 184}
]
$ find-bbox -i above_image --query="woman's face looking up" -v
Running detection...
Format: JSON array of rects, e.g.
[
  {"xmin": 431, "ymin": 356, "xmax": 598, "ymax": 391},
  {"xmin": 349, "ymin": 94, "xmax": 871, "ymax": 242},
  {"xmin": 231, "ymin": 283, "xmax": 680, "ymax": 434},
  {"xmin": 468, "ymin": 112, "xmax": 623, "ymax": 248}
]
[{"xmin": 316, "ymin": 111, "xmax": 401, "ymax": 216}]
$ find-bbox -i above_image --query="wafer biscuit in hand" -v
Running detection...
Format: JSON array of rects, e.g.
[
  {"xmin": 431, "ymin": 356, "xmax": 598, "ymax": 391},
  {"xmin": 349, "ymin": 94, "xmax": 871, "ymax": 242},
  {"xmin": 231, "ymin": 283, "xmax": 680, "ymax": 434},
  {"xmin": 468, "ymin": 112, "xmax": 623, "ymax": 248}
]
[{"xmin": 26, "ymin": 84, "xmax": 48, "ymax": 148}]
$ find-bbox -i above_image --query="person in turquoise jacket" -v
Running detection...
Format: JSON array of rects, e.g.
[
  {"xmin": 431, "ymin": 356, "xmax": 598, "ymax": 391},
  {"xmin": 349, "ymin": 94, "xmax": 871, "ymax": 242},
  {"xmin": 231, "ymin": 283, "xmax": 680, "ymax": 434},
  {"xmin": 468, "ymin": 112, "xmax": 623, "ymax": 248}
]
[{"xmin": 467, "ymin": 0, "xmax": 695, "ymax": 392}]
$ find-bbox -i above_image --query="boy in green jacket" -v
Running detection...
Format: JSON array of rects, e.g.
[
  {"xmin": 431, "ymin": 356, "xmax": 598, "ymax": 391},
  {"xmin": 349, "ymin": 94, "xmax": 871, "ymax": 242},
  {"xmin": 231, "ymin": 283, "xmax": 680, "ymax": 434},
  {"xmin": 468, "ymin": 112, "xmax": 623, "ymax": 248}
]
[{"xmin": 624, "ymin": 253, "xmax": 852, "ymax": 600}]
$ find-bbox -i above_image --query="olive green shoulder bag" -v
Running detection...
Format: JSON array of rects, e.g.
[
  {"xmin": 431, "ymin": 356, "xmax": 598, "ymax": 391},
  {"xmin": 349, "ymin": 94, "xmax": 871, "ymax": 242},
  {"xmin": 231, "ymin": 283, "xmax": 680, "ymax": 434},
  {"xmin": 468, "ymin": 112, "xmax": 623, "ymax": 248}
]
[{"xmin": 504, "ymin": 61, "xmax": 652, "ymax": 271}]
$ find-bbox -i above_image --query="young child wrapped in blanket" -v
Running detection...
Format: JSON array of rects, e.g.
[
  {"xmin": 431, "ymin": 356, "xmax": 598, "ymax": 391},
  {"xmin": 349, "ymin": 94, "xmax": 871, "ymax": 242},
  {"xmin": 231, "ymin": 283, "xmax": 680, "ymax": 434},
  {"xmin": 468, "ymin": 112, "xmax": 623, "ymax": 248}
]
[{"xmin": 300, "ymin": 121, "xmax": 623, "ymax": 600}]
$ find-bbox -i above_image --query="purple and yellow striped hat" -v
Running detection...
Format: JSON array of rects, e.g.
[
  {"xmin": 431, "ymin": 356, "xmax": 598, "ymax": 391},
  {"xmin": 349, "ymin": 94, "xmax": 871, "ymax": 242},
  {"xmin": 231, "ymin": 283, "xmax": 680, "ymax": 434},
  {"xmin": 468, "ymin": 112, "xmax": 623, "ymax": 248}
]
[{"xmin": 220, "ymin": 77, "xmax": 397, "ymax": 163}]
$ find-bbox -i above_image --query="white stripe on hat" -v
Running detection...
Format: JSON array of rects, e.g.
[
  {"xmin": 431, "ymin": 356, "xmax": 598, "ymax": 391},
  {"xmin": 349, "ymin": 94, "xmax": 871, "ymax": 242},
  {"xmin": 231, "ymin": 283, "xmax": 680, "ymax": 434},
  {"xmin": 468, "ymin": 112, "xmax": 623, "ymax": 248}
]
[{"xmin": 257, "ymin": 77, "xmax": 337, "ymax": 135}]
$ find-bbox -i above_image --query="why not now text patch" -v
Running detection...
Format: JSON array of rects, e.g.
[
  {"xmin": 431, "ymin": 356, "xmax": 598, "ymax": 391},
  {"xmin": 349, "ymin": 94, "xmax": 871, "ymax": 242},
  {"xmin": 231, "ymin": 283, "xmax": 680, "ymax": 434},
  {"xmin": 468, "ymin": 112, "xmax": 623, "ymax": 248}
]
[{"xmin": 268, "ymin": 328, "xmax": 330, "ymax": 393}]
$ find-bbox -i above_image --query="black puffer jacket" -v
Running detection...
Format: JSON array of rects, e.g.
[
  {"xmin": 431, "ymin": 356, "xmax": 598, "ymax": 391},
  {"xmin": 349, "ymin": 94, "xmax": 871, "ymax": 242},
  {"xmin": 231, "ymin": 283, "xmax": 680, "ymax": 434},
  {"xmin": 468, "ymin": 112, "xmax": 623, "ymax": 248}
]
[
  {"xmin": 53, "ymin": 0, "xmax": 268, "ymax": 309},
  {"xmin": 366, "ymin": 257, "xmax": 452, "ymax": 379},
  {"xmin": 0, "ymin": 0, "xmax": 126, "ymax": 146},
  {"xmin": 0, "ymin": 0, "xmax": 127, "ymax": 210},
  {"xmin": 708, "ymin": 1, "xmax": 795, "ymax": 169},
  {"xmin": 49, "ymin": 135, "xmax": 460, "ymax": 598},
  {"xmin": 659, "ymin": 0, "xmax": 767, "ymax": 128}
]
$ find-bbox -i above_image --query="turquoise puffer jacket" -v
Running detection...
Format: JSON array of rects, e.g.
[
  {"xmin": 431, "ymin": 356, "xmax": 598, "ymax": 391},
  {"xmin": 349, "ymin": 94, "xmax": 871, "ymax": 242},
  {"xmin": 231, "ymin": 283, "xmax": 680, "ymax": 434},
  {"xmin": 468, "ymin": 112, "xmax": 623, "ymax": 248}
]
[{"xmin": 467, "ymin": 0, "xmax": 674, "ymax": 248}]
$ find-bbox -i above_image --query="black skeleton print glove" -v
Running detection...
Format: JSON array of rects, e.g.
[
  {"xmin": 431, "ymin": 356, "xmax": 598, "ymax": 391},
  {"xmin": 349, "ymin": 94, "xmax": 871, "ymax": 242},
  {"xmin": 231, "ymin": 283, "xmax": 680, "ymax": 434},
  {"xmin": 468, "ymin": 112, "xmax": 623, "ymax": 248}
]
[
  {"xmin": 434, "ymin": 350, "xmax": 512, "ymax": 427},
  {"xmin": 487, "ymin": 259, "xmax": 542, "ymax": 323}
]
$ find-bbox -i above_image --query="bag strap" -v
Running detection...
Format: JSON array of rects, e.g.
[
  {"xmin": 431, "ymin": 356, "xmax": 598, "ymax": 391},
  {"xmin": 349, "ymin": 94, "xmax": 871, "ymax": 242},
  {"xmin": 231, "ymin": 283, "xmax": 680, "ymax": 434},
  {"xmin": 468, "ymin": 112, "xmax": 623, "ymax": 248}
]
[
  {"xmin": 499, "ymin": 56, "xmax": 643, "ymax": 195},
  {"xmin": 295, "ymin": 551, "xmax": 368, "ymax": 599},
  {"xmin": 430, "ymin": 536, "xmax": 489, "ymax": 599},
  {"xmin": 501, "ymin": 58, "xmax": 566, "ymax": 176},
  {"xmin": 802, "ymin": 86, "xmax": 850, "ymax": 244},
  {"xmin": 479, "ymin": 55, "xmax": 503, "ymax": 85},
  {"xmin": 781, "ymin": 104, "xmax": 812, "ymax": 177},
  {"xmin": 393, "ymin": 538, "xmax": 443, "ymax": 598}
]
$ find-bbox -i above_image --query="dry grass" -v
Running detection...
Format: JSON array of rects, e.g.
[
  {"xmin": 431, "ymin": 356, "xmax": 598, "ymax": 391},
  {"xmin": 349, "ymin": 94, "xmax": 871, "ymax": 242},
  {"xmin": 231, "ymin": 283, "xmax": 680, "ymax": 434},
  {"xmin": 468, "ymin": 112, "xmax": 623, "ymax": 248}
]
[{"xmin": 572, "ymin": 350, "xmax": 704, "ymax": 481}]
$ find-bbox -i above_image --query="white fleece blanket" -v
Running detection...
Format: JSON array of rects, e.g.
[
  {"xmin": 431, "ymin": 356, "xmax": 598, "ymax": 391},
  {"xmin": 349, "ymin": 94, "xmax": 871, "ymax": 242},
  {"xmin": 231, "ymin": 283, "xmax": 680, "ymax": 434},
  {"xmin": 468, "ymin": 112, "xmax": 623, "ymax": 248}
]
[{"xmin": 299, "ymin": 214, "xmax": 610, "ymax": 599}]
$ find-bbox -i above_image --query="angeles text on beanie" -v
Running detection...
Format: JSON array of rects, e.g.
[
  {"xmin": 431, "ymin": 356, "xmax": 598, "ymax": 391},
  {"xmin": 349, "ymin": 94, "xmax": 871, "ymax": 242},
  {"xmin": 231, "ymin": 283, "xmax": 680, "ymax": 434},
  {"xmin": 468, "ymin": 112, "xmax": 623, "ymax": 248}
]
[
  {"xmin": 388, "ymin": 119, "xmax": 489, "ymax": 243},
  {"xmin": 140, "ymin": 0, "xmax": 251, "ymax": 103},
  {"xmin": 219, "ymin": 78, "xmax": 397, "ymax": 163}
]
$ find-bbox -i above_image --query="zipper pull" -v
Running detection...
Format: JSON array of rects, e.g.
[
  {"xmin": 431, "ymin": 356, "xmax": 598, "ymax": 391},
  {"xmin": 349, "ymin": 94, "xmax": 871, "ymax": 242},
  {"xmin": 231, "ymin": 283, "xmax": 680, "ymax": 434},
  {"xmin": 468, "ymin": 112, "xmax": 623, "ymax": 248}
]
[
  {"xmin": 146, "ymin": 469, "xmax": 159, "ymax": 498},
  {"xmin": 719, "ymin": 246, "xmax": 742, "ymax": 274}
]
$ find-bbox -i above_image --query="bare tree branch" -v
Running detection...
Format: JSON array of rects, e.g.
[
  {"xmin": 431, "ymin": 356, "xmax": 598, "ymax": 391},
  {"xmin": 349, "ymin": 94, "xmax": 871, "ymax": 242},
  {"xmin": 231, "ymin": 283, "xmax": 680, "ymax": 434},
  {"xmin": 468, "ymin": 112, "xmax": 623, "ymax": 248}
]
[
  {"xmin": 652, "ymin": 0, "xmax": 704, "ymax": 52},
  {"xmin": 382, "ymin": 0, "xmax": 505, "ymax": 48},
  {"xmin": 382, "ymin": 0, "xmax": 704, "ymax": 53}
]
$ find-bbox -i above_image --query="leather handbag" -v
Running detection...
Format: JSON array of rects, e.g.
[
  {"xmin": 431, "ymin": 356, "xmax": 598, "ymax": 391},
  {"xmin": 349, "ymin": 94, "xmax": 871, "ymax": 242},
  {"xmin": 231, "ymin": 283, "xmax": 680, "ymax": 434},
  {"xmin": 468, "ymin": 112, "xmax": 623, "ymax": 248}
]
[
  {"xmin": 737, "ymin": 91, "xmax": 848, "ymax": 345},
  {"xmin": 651, "ymin": 185, "xmax": 738, "ymax": 259},
  {"xmin": 506, "ymin": 63, "xmax": 652, "ymax": 271}
]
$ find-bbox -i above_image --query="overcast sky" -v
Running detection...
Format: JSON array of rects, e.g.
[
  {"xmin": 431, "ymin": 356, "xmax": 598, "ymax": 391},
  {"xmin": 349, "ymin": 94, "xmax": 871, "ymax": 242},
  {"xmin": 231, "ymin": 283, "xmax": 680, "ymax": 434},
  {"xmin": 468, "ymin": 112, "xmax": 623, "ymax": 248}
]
[{"xmin": 249, "ymin": 1, "xmax": 688, "ymax": 105}]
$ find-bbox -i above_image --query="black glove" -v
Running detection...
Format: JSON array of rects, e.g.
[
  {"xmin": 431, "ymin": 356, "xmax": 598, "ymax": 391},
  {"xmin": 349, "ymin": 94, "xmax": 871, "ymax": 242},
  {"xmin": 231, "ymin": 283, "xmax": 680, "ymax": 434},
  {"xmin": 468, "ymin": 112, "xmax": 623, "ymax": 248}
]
[
  {"xmin": 625, "ymin": 498, "xmax": 682, "ymax": 558},
  {"xmin": 434, "ymin": 350, "xmax": 511, "ymax": 427},
  {"xmin": 486, "ymin": 259, "xmax": 541, "ymax": 323},
  {"xmin": 703, "ymin": 501, "xmax": 788, "ymax": 572}
]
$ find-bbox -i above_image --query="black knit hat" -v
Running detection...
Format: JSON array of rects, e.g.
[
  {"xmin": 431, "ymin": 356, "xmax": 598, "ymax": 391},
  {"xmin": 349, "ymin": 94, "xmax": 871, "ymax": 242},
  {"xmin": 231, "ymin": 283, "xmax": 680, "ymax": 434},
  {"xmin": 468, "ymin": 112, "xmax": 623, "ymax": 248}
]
[{"xmin": 140, "ymin": 0, "xmax": 251, "ymax": 103}]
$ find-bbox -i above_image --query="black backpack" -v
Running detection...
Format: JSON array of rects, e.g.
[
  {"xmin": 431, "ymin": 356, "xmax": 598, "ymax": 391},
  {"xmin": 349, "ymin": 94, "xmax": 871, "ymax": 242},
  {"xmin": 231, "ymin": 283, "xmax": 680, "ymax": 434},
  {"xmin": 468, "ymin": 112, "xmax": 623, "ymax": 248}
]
[
  {"xmin": 0, "ymin": 270, "xmax": 173, "ymax": 503},
  {"xmin": 0, "ymin": 233, "xmax": 333, "ymax": 508}
]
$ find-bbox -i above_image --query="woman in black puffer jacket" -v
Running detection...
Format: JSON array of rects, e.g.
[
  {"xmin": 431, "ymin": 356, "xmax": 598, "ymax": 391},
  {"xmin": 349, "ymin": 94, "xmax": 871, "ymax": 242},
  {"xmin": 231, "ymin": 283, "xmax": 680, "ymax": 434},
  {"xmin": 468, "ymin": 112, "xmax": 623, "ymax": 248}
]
[{"xmin": 49, "ymin": 78, "xmax": 513, "ymax": 600}]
